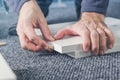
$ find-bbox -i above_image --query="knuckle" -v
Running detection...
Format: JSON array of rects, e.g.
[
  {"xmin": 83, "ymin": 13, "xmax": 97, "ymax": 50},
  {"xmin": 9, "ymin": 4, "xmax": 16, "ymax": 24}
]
[
  {"xmin": 108, "ymin": 30, "xmax": 113, "ymax": 35},
  {"xmin": 99, "ymin": 30, "xmax": 104, "ymax": 36},
  {"xmin": 105, "ymin": 28, "xmax": 113, "ymax": 34},
  {"xmin": 83, "ymin": 30, "xmax": 90, "ymax": 35}
]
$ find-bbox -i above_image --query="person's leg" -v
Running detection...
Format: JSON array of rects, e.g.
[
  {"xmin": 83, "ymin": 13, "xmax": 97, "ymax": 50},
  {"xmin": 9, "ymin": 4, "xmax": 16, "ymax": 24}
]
[
  {"xmin": 75, "ymin": 0, "xmax": 82, "ymax": 19},
  {"xmin": 37, "ymin": 0, "xmax": 53, "ymax": 17}
]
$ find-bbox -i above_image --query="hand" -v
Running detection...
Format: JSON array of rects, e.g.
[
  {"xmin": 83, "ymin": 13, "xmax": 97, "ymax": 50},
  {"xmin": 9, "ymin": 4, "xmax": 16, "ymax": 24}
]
[
  {"xmin": 54, "ymin": 12, "xmax": 114, "ymax": 55},
  {"xmin": 16, "ymin": 0, "xmax": 54, "ymax": 51}
]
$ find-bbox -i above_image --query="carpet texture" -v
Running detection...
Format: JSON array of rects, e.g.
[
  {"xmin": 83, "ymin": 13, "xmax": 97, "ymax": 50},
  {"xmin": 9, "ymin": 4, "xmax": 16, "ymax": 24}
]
[
  {"xmin": 0, "ymin": 1, "xmax": 120, "ymax": 79},
  {"xmin": 0, "ymin": 36, "xmax": 120, "ymax": 80}
]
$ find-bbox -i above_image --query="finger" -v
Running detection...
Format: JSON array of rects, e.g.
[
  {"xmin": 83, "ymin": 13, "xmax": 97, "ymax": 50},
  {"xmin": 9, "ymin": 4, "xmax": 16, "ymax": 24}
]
[
  {"xmin": 104, "ymin": 28, "xmax": 114, "ymax": 49},
  {"xmin": 87, "ymin": 25, "xmax": 99, "ymax": 55},
  {"xmin": 76, "ymin": 25, "xmax": 91, "ymax": 52},
  {"xmin": 54, "ymin": 28, "xmax": 78, "ymax": 40},
  {"xmin": 18, "ymin": 32, "xmax": 42, "ymax": 51},
  {"xmin": 99, "ymin": 23, "xmax": 114, "ymax": 49},
  {"xmin": 97, "ymin": 28, "xmax": 107, "ymax": 55},
  {"xmin": 17, "ymin": 23, "xmax": 40, "ymax": 51},
  {"xmin": 38, "ymin": 20, "xmax": 55, "ymax": 41},
  {"xmin": 23, "ymin": 22, "xmax": 38, "ymax": 41},
  {"xmin": 23, "ymin": 23, "xmax": 49, "ymax": 50},
  {"xmin": 77, "ymin": 27, "xmax": 90, "ymax": 52}
]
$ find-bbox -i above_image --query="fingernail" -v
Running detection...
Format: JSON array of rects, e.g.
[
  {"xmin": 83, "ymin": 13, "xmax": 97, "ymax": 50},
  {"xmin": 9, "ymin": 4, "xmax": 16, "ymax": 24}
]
[
  {"xmin": 93, "ymin": 50, "xmax": 98, "ymax": 56},
  {"xmin": 48, "ymin": 36, "xmax": 54, "ymax": 40},
  {"xmin": 85, "ymin": 46, "xmax": 89, "ymax": 52}
]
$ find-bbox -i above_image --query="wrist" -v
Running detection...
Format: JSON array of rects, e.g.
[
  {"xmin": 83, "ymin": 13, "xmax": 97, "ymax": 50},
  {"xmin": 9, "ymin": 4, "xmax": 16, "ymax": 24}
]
[
  {"xmin": 81, "ymin": 12, "xmax": 105, "ymax": 21},
  {"xmin": 19, "ymin": 0, "xmax": 38, "ymax": 14}
]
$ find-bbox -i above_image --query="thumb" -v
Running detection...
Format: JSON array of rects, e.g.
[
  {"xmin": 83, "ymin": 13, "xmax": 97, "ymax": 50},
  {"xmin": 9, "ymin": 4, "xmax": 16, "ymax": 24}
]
[
  {"xmin": 38, "ymin": 20, "xmax": 55, "ymax": 41},
  {"xmin": 42, "ymin": 30, "xmax": 54, "ymax": 41},
  {"xmin": 54, "ymin": 28, "xmax": 78, "ymax": 40}
]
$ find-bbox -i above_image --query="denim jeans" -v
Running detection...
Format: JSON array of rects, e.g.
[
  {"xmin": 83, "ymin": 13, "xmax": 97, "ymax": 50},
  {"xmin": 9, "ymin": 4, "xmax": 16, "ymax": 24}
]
[
  {"xmin": 37, "ymin": 0, "xmax": 81, "ymax": 18},
  {"xmin": 0, "ymin": 0, "xmax": 3, "ymax": 7},
  {"xmin": 0, "ymin": 0, "xmax": 4, "ymax": 9},
  {"xmin": 37, "ymin": 0, "xmax": 53, "ymax": 17},
  {"xmin": 7, "ymin": 0, "xmax": 82, "ymax": 35}
]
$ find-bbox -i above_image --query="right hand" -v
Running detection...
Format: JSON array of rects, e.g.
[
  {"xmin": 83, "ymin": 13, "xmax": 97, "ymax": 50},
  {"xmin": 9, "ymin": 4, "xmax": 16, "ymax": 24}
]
[
  {"xmin": 54, "ymin": 12, "xmax": 114, "ymax": 55},
  {"xmin": 16, "ymin": 0, "xmax": 54, "ymax": 51}
]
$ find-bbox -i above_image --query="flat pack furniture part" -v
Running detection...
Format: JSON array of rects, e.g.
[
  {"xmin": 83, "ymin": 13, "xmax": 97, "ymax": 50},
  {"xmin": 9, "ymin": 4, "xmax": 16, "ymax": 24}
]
[
  {"xmin": 0, "ymin": 53, "xmax": 17, "ymax": 80},
  {"xmin": 35, "ymin": 17, "xmax": 120, "ymax": 58}
]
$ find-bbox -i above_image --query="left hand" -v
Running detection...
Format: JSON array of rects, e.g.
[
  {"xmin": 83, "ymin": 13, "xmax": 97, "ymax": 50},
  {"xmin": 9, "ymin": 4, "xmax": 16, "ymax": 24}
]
[
  {"xmin": 54, "ymin": 12, "xmax": 114, "ymax": 55},
  {"xmin": 16, "ymin": 0, "xmax": 54, "ymax": 52}
]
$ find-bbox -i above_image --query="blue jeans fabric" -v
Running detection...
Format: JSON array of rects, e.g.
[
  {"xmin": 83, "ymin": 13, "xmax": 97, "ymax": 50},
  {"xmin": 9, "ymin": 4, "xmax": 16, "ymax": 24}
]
[
  {"xmin": 3, "ymin": 0, "xmax": 81, "ymax": 18},
  {"xmin": 75, "ymin": 0, "xmax": 82, "ymax": 18},
  {"xmin": 37, "ymin": 0, "xmax": 81, "ymax": 18},
  {"xmin": 8, "ymin": 0, "xmax": 81, "ymax": 36},
  {"xmin": 37, "ymin": 0, "xmax": 53, "ymax": 17}
]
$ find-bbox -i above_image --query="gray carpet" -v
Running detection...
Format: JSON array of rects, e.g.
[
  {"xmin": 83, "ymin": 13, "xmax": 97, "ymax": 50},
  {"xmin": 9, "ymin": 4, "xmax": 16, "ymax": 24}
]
[
  {"xmin": 0, "ymin": 1, "xmax": 120, "ymax": 80},
  {"xmin": 0, "ymin": 36, "xmax": 120, "ymax": 80}
]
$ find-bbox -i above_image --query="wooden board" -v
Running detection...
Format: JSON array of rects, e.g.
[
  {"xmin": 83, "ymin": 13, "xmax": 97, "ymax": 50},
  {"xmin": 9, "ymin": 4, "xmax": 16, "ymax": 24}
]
[
  {"xmin": 35, "ymin": 17, "xmax": 120, "ymax": 58},
  {"xmin": 0, "ymin": 53, "xmax": 16, "ymax": 80}
]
